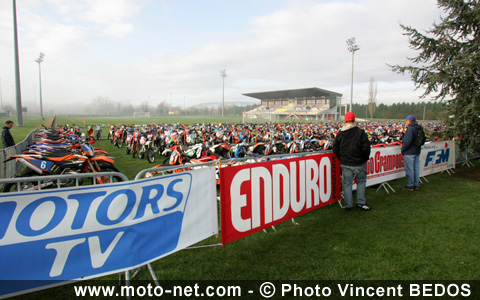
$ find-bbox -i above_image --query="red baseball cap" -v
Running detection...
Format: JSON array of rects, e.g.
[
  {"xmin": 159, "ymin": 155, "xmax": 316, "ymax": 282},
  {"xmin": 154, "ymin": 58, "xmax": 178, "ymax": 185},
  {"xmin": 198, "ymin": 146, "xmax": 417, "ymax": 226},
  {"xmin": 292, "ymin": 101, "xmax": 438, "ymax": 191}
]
[{"xmin": 345, "ymin": 112, "xmax": 355, "ymax": 122}]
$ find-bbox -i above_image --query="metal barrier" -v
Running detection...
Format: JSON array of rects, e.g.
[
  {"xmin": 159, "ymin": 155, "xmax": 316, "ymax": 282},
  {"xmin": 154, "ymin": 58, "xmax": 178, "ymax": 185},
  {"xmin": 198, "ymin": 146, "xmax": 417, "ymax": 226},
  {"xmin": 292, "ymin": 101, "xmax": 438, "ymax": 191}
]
[
  {"xmin": 0, "ymin": 129, "xmax": 38, "ymax": 179},
  {"xmin": 455, "ymin": 144, "xmax": 480, "ymax": 167},
  {"xmin": 0, "ymin": 171, "xmax": 128, "ymax": 192},
  {"xmin": 134, "ymin": 151, "xmax": 329, "ymax": 180},
  {"xmin": 134, "ymin": 160, "xmax": 219, "ymax": 180}
]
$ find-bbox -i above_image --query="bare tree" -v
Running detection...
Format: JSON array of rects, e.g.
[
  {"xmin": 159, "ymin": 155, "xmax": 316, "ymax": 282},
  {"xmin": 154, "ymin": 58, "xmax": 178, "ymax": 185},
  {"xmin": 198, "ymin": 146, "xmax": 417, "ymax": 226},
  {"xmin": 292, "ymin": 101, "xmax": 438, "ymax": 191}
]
[
  {"xmin": 2, "ymin": 104, "xmax": 15, "ymax": 116},
  {"xmin": 368, "ymin": 76, "xmax": 377, "ymax": 118}
]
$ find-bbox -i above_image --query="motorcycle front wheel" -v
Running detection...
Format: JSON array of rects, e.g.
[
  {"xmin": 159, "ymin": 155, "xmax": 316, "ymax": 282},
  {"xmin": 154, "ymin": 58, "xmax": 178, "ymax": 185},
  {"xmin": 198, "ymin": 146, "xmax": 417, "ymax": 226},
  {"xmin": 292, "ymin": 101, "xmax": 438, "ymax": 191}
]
[
  {"xmin": 94, "ymin": 163, "xmax": 123, "ymax": 184},
  {"xmin": 147, "ymin": 148, "xmax": 155, "ymax": 163},
  {"xmin": 1, "ymin": 169, "xmax": 54, "ymax": 192}
]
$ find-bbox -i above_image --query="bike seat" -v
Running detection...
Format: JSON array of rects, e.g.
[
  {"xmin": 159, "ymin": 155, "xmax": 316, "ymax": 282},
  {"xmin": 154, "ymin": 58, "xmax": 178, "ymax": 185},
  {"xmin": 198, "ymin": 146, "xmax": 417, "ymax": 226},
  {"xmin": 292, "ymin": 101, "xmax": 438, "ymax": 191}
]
[{"xmin": 41, "ymin": 151, "xmax": 74, "ymax": 158}]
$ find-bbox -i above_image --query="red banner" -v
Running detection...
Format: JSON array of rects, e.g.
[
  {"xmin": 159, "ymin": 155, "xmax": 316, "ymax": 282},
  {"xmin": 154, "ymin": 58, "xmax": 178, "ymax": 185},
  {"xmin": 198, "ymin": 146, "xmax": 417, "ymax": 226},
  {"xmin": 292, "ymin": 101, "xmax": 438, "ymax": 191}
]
[{"xmin": 220, "ymin": 153, "xmax": 341, "ymax": 244}]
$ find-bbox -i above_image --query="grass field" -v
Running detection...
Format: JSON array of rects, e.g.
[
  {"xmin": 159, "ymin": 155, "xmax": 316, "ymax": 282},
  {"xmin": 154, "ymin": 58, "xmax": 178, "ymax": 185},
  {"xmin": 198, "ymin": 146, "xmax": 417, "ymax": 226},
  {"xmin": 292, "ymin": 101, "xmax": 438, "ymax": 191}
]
[
  {"xmin": 3, "ymin": 116, "xmax": 480, "ymax": 298},
  {"xmin": 20, "ymin": 159, "xmax": 480, "ymax": 299}
]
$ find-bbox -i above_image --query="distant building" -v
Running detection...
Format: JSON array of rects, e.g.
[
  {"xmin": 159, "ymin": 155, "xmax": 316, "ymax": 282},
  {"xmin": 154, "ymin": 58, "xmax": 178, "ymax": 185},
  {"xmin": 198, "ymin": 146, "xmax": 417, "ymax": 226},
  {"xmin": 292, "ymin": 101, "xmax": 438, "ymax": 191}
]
[
  {"xmin": 242, "ymin": 87, "xmax": 343, "ymax": 121},
  {"xmin": 168, "ymin": 108, "xmax": 181, "ymax": 115}
]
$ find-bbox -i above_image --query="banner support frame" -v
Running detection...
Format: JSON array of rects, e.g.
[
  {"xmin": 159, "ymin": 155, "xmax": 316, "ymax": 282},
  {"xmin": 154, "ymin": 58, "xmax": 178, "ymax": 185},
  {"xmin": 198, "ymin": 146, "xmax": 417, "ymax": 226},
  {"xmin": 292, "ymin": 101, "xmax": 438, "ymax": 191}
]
[{"xmin": 376, "ymin": 181, "xmax": 395, "ymax": 194}]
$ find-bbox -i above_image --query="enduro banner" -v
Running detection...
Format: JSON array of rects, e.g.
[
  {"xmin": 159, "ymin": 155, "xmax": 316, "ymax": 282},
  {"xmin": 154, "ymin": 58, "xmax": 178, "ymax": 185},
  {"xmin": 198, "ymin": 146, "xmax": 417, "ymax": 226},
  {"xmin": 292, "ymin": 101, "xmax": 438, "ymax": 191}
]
[
  {"xmin": 0, "ymin": 167, "xmax": 218, "ymax": 298},
  {"xmin": 420, "ymin": 140, "xmax": 455, "ymax": 176},
  {"xmin": 220, "ymin": 153, "xmax": 341, "ymax": 245}
]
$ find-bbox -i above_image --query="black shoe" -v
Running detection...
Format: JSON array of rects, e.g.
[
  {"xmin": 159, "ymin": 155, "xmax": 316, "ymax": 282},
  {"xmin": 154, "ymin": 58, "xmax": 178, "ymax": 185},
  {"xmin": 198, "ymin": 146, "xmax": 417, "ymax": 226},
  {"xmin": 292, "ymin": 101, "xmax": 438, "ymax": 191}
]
[
  {"xmin": 356, "ymin": 204, "xmax": 372, "ymax": 211},
  {"xmin": 344, "ymin": 207, "xmax": 352, "ymax": 212},
  {"xmin": 414, "ymin": 186, "xmax": 420, "ymax": 191},
  {"xmin": 402, "ymin": 186, "xmax": 414, "ymax": 192}
]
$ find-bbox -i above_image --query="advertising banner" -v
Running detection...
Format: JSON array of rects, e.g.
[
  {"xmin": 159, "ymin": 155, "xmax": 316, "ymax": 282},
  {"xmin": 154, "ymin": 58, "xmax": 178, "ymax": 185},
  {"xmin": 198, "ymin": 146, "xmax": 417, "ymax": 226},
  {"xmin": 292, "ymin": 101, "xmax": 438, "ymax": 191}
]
[
  {"xmin": 0, "ymin": 167, "xmax": 218, "ymax": 298},
  {"xmin": 366, "ymin": 146, "xmax": 406, "ymax": 187},
  {"xmin": 220, "ymin": 153, "xmax": 341, "ymax": 245},
  {"xmin": 420, "ymin": 140, "xmax": 455, "ymax": 176},
  {"xmin": 364, "ymin": 141, "xmax": 455, "ymax": 187}
]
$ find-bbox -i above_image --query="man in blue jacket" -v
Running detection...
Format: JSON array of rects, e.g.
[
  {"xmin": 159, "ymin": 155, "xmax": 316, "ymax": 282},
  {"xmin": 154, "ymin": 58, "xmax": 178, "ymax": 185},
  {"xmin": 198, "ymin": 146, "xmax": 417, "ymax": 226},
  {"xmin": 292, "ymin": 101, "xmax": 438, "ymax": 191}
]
[
  {"xmin": 401, "ymin": 115, "xmax": 422, "ymax": 191},
  {"xmin": 333, "ymin": 112, "xmax": 372, "ymax": 211}
]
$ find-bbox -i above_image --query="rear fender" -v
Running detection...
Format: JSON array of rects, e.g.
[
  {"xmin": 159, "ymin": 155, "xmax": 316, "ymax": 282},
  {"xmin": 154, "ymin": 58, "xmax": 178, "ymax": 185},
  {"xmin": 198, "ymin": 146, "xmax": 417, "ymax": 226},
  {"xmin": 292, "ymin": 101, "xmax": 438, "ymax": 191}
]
[
  {"xmin": 94, "ymin": 149, "xmax": 109, "ymax": 155},
  {"xmin": 89, "ymin": 156, "xmax": 115, "ymax": 164}
]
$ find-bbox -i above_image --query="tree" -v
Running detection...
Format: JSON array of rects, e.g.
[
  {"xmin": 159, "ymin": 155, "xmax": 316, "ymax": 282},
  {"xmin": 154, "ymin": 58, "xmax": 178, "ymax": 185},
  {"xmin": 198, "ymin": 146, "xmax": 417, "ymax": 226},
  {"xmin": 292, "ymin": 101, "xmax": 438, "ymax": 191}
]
[
  {"xmin": 368, "ymin": 76, "xmax": 378, "ymax": 118},
  {"xmin": 2, "ymin": 104, "xmax": 15, "ymax": 116},
  {"xmin": 390, "ymin": 0, "xmax": 480, "ymax": 152}
]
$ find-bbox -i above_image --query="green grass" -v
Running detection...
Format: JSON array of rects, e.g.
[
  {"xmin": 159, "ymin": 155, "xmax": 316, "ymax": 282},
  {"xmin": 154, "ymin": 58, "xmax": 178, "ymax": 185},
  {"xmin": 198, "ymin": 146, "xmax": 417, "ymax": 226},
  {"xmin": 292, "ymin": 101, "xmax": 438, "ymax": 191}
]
[{"xmin": 144, "ymin": 161, "xmax": 479, "ymax": 281}]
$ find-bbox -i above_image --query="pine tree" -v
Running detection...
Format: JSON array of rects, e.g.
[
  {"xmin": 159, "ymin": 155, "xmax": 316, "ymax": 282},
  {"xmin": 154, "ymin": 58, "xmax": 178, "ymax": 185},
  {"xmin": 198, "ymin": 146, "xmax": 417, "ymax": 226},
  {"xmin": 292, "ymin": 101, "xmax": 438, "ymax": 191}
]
[{"xmin": 390, "ymin": 0, "xmax": 480, "ymax": 152}]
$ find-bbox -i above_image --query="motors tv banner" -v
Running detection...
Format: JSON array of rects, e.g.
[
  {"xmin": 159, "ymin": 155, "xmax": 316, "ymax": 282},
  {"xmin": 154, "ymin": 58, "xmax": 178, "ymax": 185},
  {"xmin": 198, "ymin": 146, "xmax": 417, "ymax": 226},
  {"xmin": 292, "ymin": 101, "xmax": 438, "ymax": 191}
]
[
  {"xmin": 220, "ymin": 153, "xmax": 341, "ymax": 245},
  {"xmin": 0, "ymin": 167, "xmax": 218, "ymax": 298}
]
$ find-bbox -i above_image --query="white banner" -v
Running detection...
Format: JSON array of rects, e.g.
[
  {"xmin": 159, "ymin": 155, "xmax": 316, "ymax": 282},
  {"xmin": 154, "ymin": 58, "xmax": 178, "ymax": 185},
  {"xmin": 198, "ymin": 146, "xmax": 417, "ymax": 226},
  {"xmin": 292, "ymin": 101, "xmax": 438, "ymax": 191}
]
[
  {"xmin": 0, "ymin": 167, "xmax": 218, "ymax": 298},
  {"xmin": 360, "ymin": 140, "xmax": 455, "ymax": 187},
  {"xmin": 366, "ymin": 146, "xmax": 406, "ymax": 187},
  {"xmin": 420, "ymin": 140, "xmax": 456, "ymax": 176}
]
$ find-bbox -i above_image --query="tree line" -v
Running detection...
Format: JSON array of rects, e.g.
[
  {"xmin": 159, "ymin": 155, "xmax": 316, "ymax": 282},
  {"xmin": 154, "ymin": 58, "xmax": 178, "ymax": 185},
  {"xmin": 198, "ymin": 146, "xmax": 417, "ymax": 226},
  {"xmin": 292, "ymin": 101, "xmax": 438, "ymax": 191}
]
[
  {"xmin": 84, "ymin": 96, "xmax": 257, "ymax": 117},
  {"xmin": 351, "ymin": 101, "xmax": 446, "ymax": 121}
]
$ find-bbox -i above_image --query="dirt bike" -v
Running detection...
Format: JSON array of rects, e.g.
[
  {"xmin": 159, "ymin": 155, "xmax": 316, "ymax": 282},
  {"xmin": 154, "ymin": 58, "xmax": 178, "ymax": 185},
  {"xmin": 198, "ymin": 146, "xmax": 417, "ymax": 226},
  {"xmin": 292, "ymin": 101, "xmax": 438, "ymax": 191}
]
[
  {"xmin": 96, "ymin": 125, "xmax": 102, "ymax": 140},
  {"xmin": 131, "ymin": 132, "xmax": 141, "ymax": 158},
  {"xmin": 125, "ymin": 133, "xmax": 133, "ymax": 154},
  {"xmin": 162, "ymin": 145, "xmax": 188, "ymax": 165},
  {"xmin": 144, "ymin": 133, "xmax": 156, "ymax": 163},
  {"xmin": 247, "ymin": 142, "xmax": 267, "ymax": 155},
  {"xmin": 210, "ymin": 142, "xmax": 231, "ymax": 159},
  {"xmin": 2, "ymin": 143, "xmax": 119, "ymax": 192},
  {"xmin": 108, "ymin": 125, "xmax": 116, "ymax": 143},
  {"xmin": 138, "ymin": 135, "xmax": 147, "ymax": 159},
  {"xmin": 285, "ymin": 140, "xmax": 300, "ymax": 154},
  {"xmin": 113, "ymin": 127, "xmax": 125, "ymax": 148},
  {"xmin": 229, "ymin": 141, "xmax": 252, "ymax": 158}
]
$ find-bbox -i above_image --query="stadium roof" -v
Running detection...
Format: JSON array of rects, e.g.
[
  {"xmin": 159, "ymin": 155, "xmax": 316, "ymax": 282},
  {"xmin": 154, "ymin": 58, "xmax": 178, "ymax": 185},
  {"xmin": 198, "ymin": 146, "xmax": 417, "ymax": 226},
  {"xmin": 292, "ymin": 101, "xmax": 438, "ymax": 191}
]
[{"xmin": 242, "ymin": 87, "xmax": 342, "ymax": 100}]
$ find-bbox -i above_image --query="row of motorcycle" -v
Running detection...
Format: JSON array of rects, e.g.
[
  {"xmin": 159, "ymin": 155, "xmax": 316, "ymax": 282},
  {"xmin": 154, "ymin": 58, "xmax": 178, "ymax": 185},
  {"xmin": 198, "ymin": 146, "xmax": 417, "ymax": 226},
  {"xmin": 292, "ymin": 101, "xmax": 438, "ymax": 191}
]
[
  {"xmin": 107, "ymin": 125, "xmax": 338, "ymax": 167},
  {"xmin": 2, "ymin": 127, "xmax": 120, "ymax": 192}
]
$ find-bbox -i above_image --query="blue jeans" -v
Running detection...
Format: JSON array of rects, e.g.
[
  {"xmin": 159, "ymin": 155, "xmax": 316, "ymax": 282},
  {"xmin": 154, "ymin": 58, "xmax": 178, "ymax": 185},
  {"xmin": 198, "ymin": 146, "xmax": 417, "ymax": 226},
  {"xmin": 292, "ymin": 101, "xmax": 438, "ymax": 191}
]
[
  {"xmin": 341, "ymin": 163, "xmax": 367, "ymax": 208},
  {"xmin": 404, "ymin": 154, "xmax": 420, "ymax": 187}
]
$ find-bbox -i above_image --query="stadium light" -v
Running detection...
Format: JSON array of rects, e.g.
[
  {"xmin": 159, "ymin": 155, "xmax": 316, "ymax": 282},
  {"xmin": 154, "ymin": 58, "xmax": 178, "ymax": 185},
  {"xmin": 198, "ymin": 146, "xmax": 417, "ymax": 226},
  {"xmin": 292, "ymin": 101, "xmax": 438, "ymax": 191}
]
[
  {"xmin": 12, "ymin": 0, "xmax": 23, "ymax": 126},
  {"xmin": 220, "ymin": 69, "xmax": 227, "ymax": 118},
  {"xmin": 35, "ymin": 52, "xmax": 45, "ymax": 121},
  {"xmin": 0, "ymin": 78, "xmax": 3, "ymax": 108},
  {"xmin": 346, "ymin": 37, "xmax": 360, "ymax": 113}
]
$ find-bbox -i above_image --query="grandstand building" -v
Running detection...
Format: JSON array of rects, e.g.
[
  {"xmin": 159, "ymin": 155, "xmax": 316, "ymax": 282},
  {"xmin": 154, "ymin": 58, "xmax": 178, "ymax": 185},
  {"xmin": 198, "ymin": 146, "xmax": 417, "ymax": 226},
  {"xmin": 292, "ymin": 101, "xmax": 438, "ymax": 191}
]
[{"xmin": 242, "ymin": 87, "xmax": 342, "ymax": 121}]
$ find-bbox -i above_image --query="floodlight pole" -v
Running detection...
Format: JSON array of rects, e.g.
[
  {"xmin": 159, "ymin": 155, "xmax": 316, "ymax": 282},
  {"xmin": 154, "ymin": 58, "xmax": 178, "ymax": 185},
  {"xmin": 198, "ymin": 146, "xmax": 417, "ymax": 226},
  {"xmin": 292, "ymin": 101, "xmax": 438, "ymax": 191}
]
[
  {"xmin": 35, "ymin": 52, "xmax": 45, "ymax": 121},
  {"xmin": 0, "ymin": 78, "xmax": 3, "ymax": 108},
  {"xmin": 346, "ymin": 37, "xmax": 360, "ymax": 113},
  {"xmin": 220, "ymin": 69, "xmax": 227, "ymax": 118},
  {"xmin": 12, "ymin": 0, "xmax": 23, "ymax": 126}
]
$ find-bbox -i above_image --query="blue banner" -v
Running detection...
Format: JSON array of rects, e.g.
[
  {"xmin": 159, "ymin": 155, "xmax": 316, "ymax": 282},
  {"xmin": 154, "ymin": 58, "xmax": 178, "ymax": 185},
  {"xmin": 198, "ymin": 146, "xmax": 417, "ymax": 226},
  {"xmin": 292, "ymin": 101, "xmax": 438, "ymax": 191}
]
[{"xmin": 0, "ymin": 167, "xmax": 218, "ymax": 298}]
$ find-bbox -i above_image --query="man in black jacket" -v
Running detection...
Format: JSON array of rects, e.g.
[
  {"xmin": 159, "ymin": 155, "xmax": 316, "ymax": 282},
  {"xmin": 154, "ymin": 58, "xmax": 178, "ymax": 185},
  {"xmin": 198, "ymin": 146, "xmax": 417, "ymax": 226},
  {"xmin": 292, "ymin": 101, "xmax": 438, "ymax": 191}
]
[
  {"xmin": 333, "ymin": 112, "xmax": 371, "ymax": 211},
  {"xmin": 1, "ymin": 120, "xmax": 15, "ymax": 149},
  {"xmin": 401, "ymin": 115, "xmax": 422, "ymax": 191}
]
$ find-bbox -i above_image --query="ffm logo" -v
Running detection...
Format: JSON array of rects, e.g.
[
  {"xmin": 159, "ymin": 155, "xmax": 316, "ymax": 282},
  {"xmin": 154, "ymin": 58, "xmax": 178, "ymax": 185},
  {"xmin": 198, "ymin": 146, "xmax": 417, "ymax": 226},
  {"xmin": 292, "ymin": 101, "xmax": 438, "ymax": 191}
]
[{"xmin": 425, "ymin": 149, "xmax": 450, "ymax": 167}]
